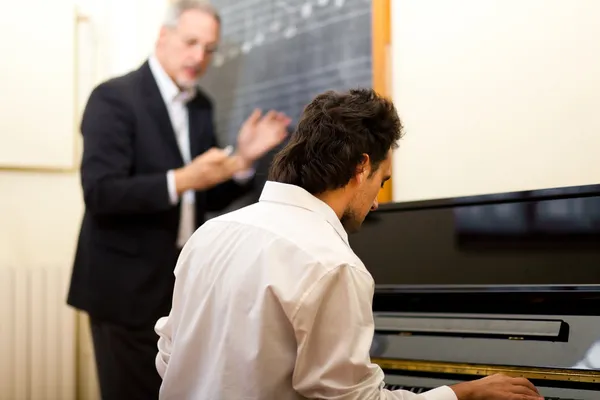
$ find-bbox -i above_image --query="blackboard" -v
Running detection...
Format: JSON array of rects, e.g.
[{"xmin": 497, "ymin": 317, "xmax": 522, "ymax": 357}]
[{"xmin": 200, "ymin": 0, "xmax": 373, "ymax": 212}]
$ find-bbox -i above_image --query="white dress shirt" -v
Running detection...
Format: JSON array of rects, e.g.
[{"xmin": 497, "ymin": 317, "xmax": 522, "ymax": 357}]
[
  {"xmin": 148, "ymin": 55, "xmax": 254, "ymax": 248},
  {"xmin": 154, "ymin": 181, "xmax": 457, "ymax": 400}
]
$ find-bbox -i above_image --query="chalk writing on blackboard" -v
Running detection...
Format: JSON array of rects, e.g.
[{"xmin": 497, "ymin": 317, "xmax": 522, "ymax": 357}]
[{"xmin": 201, "ymin": 0, "xmax": 372, "ymax": 145}]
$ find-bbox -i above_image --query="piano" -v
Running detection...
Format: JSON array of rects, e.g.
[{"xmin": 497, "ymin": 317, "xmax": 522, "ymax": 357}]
[{"xmin": 348, "ymin": 184, "xmax": 600, "ymax": 399}]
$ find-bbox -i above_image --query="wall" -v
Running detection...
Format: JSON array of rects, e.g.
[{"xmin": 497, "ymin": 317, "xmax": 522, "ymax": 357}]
[
  {"xmin": 0, "ymin": 0, "xmax": 83, "ymax": 395},
  {"xmin": 0, "ymin": 0, "xmax": 167, "ymax": 398},
  {"xmin": 391, "ymin": 0, "xmax": 600, "ymax": 202}
]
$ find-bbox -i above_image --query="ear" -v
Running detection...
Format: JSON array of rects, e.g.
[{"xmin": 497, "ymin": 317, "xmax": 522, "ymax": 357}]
[
  {"xmin": 157, "ymin": 26, "xmax": 170, "ymax": 43},
  {"xmin": 354, "ymin": 154, "xmax": 371, "ymax": 184}
]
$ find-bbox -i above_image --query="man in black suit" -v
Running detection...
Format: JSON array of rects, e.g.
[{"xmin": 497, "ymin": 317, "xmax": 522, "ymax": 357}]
[{"xmin": 66, "ymin": 1, "xmax": 291, "ymax": 398}]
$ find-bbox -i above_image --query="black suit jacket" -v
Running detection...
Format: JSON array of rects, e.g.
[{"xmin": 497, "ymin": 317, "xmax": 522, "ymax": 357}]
[{"xmin": 67, "ymin": 61, "xmax": 252, "ymax": 327}]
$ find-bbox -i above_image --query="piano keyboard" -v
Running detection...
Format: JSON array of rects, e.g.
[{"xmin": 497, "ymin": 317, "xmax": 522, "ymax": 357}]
[
  {"xmin": 384, "ymin": 384, "xmax": 429, "ymax": 393},
  {"xmin": 383, "ymin": 384, "xmax": 581, "ymax": 400}
]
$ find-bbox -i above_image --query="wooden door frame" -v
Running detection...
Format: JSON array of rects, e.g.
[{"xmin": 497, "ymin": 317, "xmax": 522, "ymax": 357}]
[{"xmin": 372, "ymin": 0, "xmax": 393, "ymax": 203}]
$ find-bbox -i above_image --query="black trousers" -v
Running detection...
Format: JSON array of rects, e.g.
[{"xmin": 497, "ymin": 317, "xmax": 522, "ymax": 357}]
[{"xmin": 89, "ymin": 316, "xmax": 162, "ymax": 400}]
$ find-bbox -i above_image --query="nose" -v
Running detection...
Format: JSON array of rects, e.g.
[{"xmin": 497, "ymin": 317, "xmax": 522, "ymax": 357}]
[
  {"xmin": 371, "ymin": 199, "xmax": 379, "ymax": 211},
  {"xmin": 191, "ymin": 47, "xmax": 206, "ymax": 64}
]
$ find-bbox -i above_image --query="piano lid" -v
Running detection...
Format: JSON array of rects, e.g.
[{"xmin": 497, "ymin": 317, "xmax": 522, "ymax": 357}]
[
  {"xmin": 348, "ymin": 183, "xmax": 600, "ymax": 286},
  {"xmin": 347, "ymin": 183, "xmax": 600, "ymax": 388}
]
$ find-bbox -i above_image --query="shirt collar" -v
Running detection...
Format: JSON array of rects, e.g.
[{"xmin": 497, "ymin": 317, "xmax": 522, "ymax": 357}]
[
  {"xmin": 148, "ymin": 54, "xmax": 197, "ymax": 104},
  {"xmin": 259, "ymin": 181, "xmax": 349, "ymax": 245}
]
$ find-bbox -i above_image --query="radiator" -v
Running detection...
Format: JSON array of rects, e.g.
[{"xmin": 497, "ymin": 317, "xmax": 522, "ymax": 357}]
[{"xmin": 0, "ymin": 267, "xmax": 76, "ymax": 400}]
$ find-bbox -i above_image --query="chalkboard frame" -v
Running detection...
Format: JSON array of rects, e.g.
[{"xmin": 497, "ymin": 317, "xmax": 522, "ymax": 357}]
[{"xmin": 372, "ymin": 0, "xmax": 393, "ymax": 203}]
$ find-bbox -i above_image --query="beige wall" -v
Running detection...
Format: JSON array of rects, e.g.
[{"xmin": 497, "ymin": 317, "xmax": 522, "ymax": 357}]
[
  {"xmin": 391, "ymin": 0, "xmax": 600, "ymax": 202},
  {"xmin": 1, "ymin": 0, "xmax": 85, "ymax": 397},
  {"xmin": 0, "ymin": 0, "xmax": 76, "ymax": 170},
  {"xmin": 0, "ymin": 0, "xmax": 166, "ymax": 264},
  {"xmin": 0, "ymin": 173, "xmax": 82, "ymax": 269},
  {"xmin": 0, "ymin": 172, "xmax": 88, "ymax": 399},
  {"xmin": 0, "ymin": 0, "xmax": 167, "ymax": 398}
]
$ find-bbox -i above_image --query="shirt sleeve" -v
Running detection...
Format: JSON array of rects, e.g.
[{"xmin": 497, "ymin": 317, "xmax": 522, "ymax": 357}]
[
  {"xmin": 166, "ymin": 170, "xmax": 179, "ymax": 205},
  {"xmin": 167, "ymin": 167, "xmax": 253, "ymax": 206},
  {"xmin": 80, "ymin": 83, "xmax": 173, "ymax": 215},
  {"xmin": 290, "ymin": 264, "xmax": 458, "ymax": 400},
  {"xmin": 232, "ymin": 167, "xmax": 256, "ymax": 183},
  {"xmin": 155, "ymin": 315, "xmax": 172, "ymax": 379}
]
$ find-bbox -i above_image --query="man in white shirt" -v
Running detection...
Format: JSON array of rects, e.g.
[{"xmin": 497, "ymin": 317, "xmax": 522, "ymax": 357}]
[{"xmin": 155, "ymin": 88, "xmax": 543, "ymax": 400}]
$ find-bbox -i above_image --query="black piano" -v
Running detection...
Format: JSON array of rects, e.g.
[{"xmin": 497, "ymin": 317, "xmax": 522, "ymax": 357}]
[{"xmin": 348, "ymin": 184, "xmax": 600, "ymax": 399}]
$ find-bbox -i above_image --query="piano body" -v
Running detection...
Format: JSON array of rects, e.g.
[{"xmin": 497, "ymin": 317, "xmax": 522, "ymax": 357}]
[{"xmin": 348, "ymin": 184, "xmax": 600, "ymax": 399}]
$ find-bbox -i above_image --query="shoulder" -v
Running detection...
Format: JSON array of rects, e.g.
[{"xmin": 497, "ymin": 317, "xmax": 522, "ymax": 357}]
[
  {"xmin": 224, "ymin": 201, "xmax": 369, "ymax": 273},
  {"xmin": 215, "ymin": 205, "xmax": 371, "ymax": 278},
  {"xmin": 201, "ymin": 215, "xmax": 374, "ymax": 285},
  {"xmin": 89, "ymin": 62, "xmax": 150, "ymax": 105},
  {"xmin": 288, "ymin": 260, "xmax": 375, "ymax": 323},
  {"xmin": 290, "ymin": 217, "xmax": 369, "ymax": 274},
  {"xmin": 80, "ymin": 71, "xmax": 142, "ymax": 131},
  {"xmin": 87, "ymin": 73, "xmax": 136, "ymax": 108}
]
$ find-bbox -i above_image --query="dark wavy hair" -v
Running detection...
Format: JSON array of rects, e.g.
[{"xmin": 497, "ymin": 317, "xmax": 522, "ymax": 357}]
[{"xmin": 268, "ymin": 88, "xmax": 404, "ymax": 195}]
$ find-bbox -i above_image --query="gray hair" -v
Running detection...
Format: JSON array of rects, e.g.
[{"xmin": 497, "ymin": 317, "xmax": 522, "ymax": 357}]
[{"xmin": 163, "ymin": 0, "xmax": 221, "ymax": 27}]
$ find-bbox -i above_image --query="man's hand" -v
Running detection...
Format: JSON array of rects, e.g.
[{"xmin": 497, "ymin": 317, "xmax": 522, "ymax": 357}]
[
  {"xmin": 174, "ymin": 147, "xmax": 243, "ymax": 193},
  {"xmin": 450, "ymin": 374, "xmax": 543, "ymax": 400},
  {"xmin": 236, "ymin": 108, "xmax": 291, "ymax": 167}
]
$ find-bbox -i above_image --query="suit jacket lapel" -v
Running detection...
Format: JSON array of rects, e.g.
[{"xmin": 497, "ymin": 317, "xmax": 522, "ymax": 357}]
[{"xmin": 139, "ymin": 62, "xmax": 184, "ymax": 165}]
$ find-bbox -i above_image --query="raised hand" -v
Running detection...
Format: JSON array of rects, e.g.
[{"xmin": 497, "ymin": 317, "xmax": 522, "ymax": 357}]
[
  {"xmin": 174, "ymin": 147, "xmax": 243, "ymax": 193},
  {"xmin": 236, "ymin": 108, "xmax": 291, "ymax": 166}
]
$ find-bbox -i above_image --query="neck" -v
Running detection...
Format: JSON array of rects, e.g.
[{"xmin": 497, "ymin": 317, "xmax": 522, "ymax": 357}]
[
  {"xmin": 153, "ymin": 49, "xmax": 180, "ymax": 89},
  {"xmin": 315, "ymin": 189, "xmax": 350, "ymax": 220},
  {"xmin": 154, "ymin": 48, "xmax": 166, "ymax": 70}
]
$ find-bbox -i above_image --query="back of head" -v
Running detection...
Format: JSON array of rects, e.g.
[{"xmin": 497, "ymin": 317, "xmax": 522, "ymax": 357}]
[{"xmin": 268, "ymin": 88, "xmax": 404, "ymax": 195}]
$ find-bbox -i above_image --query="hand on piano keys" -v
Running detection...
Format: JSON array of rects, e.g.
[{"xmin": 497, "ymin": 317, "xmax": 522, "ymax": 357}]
[
  {"xmin": 450, "ymin": 374, "xmax": 543, "ymax": 399},
  {"xmin": 384, "ymin": 383, "xmax": 578, "ymax": 400}
]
